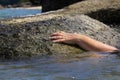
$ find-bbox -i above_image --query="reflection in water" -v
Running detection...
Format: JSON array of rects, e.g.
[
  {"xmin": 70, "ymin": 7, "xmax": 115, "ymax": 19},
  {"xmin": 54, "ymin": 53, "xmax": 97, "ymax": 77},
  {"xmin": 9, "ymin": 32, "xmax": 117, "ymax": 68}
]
[{"xmin": 0, "ymin": 53, "xmax": 120, "ymax": 80}]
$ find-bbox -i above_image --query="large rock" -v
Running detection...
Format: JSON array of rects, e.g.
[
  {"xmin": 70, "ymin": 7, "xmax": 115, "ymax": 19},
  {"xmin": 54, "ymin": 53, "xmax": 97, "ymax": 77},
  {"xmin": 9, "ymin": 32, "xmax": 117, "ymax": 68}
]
[
  {"xmin": 0, "ymin": 0, "xmax": 20, "ymax": 6},
  {"xmin": 41, "ymin": 0, "xmax": 82, "ymax": 12},
  {"xmin": 0, "ymin": 14, "xmax": 120, "ymax": 60},
  {"xmin": 41, "ymin": 0, "xmax": 120, "ymax": 26},
  {"xmin": 41, "ymin": 0, "xmax": 120, "ymax": 12},
  {"xmin": 64, "ymin": 0, "xmax": 120, "ymax": 24},
  {"xmin": 29, "ymin": 0, "xmax": 41, "ymax": 5},
  {"xmin": 0, "ymin": 5, "xmax": 3, "ymax": 9},
  {"xmin": 0, "ymin": 0, "xmax": 120, "ymax": 60}
]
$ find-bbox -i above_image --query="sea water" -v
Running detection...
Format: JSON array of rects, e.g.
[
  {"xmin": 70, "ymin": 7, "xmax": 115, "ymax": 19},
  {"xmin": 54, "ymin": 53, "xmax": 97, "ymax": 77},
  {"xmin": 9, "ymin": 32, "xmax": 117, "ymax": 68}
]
[
  {"xmin": 0, "ymin": 8, "xmax": 41, "ymax": 19},
  {"xmin": 0, "ymin": 53, "xmax": 120, "ymax": 80}
]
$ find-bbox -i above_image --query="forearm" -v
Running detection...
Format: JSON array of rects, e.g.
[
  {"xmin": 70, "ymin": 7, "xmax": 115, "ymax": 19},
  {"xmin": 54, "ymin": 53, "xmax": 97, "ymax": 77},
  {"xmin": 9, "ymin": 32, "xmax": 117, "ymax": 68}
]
[
  {"xmin": 50, "ymin": 31, "xmax": 118, "ymax": 52},
  {"xmin": 75, "ymin": 35, "xmax": 118, "ymax": 52}
]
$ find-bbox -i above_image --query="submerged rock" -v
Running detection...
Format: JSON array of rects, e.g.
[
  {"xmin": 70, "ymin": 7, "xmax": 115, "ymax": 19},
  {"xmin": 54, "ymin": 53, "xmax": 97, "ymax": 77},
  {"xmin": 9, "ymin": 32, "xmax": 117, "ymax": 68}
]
[{"xmin": 0, "ymin": 14, "xmax": 120, "ymax": 60}]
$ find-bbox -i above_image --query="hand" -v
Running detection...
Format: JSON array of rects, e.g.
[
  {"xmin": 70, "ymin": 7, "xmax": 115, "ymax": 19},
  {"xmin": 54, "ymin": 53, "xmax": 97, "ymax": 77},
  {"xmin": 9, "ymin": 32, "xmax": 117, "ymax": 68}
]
[
  {"xmin": 50, "ymin": 31, "xmax": 119, "ymax": 52},
  {"xmin": 50, "ymin": 31, "xmax": 80, "ymax": 44}
]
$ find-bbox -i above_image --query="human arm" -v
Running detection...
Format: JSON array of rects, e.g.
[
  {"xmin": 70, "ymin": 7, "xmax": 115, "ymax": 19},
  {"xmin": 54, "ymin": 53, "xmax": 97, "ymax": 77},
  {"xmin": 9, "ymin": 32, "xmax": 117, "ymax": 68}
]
[{"xmin": 50, "ymin": 31, "xmax": 118, "ymax": 52}]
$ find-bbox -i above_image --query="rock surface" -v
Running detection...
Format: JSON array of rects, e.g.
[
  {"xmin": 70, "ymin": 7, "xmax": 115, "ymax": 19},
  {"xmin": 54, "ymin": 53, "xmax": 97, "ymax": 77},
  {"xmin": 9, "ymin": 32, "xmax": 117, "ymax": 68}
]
[
  {"xmin": 0, "ymin": 0, "xmax": 120, "ymax": 60},
  {"xmin": 0, "ymin": 14, "xmax": 120, "ymax": 60},
  {"xmin": 0, "ymin": 0, "xmax": 33, "ymax": 8},
  {"xmin": 0, "ymin": 5, "xmax": 3, "ymax": 9},
  {"xmin": 41, "ymin": 0, "xmax": 120, "ymax": 25}
]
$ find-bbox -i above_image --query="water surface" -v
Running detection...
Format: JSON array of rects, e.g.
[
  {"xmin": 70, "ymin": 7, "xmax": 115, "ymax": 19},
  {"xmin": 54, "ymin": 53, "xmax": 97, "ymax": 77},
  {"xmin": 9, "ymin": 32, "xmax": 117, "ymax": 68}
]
[
  {"xmin": 0, "ymin": 8, "xmax": 41, "ymax": 19},
  {"xmin": 0, "ymin": 53, "xmax": 120, "ymax": 80}
]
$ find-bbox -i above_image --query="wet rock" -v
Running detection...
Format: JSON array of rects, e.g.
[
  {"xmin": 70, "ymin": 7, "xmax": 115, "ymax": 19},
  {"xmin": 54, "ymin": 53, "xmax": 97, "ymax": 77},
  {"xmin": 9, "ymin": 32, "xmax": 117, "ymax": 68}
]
[
  {"xmin": 0, "ymin": 0, "xmax": 33, "ymax": 8},
  {"xmin": 29, "ymin": 0, "xmax": 41, "ymax": 5},
  {"xmin": 0, "ymin": 14, "xmax": 120, "ymax": 60},
  {"xmin": 0, "ymin": 5, "xmax": 3, "ymax": 9},
  {"xmin": 19, "ymin": 2, "xmax": 32, "ymax": 7},
  {"xmin": 6, "ymin": 5, "xmax": 13, "ymax": 8}
]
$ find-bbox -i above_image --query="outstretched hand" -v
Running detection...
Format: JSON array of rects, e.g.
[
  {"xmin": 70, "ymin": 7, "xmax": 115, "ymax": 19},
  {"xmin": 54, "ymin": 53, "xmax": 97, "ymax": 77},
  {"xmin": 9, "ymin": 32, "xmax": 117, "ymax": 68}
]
[
  {"xmin": 50, "ymin": 31, "xmax": 119, "ymax": 52},
  {"xmin": 50, "ymin": 31, "xmax": 80, "ymax": 44}
]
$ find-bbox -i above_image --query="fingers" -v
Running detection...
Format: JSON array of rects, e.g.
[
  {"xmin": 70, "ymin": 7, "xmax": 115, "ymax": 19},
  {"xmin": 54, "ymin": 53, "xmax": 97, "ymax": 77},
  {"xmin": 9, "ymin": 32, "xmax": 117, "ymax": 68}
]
[
  {"xmin": 50, "ymin": 33, "xmax": 60, "ymax": 36},
  {"xmin": 50, "ymin": 31, "xmax": 65, "ymax": 36},
  {"xmin": 49, "ymin": 36, "xmax": 63, "ymax": 40},
  {"xmin": 50, "ymin": 31, "xmax": 65, "ymax": 43},
  {"xmin": 49, "ymin": 36, "xmax": 64, "ymax": 43},
  {"xmin": 52, "ymin": 39, "xmax": 65, "ymax": 42},
  {"xmin": 50, "ymin": 31, "xmax": 78, "ymax": 44}
]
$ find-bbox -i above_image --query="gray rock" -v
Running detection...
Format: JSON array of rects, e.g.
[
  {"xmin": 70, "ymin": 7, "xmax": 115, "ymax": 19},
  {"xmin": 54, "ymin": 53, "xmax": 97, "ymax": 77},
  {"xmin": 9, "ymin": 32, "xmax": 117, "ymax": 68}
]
[{"xmin": 0, "ymin": 14, "xmax": 120, "ymax": 60}]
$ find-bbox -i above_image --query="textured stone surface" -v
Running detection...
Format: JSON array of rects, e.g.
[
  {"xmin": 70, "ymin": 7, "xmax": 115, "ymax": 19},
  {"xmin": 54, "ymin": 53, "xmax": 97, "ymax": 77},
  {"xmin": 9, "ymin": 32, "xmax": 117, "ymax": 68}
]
[
  {"xmin": 0, "ymin": 0, "xmax": 120, "ymax": 60},
  {"xmin": 41, "ymin": 0, "xmax": 120, "ymax": 26},
  {"xmin": 0, "ymin": 14, "xmax": 120, "ymax": 60}
]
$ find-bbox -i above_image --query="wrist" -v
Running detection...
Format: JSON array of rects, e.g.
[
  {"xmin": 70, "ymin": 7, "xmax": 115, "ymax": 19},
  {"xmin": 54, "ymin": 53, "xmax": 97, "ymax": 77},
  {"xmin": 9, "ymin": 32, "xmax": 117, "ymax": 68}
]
[{"xmin": 73, "ymin": 34, "xmax": 83, "ymax": 44}]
